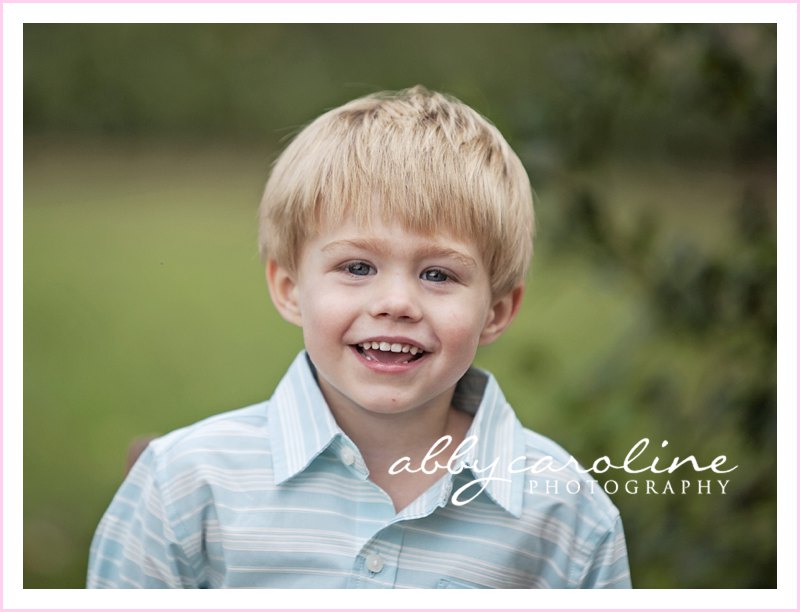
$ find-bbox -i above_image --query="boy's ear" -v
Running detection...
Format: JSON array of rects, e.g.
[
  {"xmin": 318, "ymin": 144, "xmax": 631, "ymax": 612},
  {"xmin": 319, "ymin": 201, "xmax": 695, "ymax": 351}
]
[
  {"xmin": 265, "ymin": 260, "xmax": 302, "ymax": 327},
  {"xmin": 479, "ymin": 285, "xmax": 525, "ymax": 346}
]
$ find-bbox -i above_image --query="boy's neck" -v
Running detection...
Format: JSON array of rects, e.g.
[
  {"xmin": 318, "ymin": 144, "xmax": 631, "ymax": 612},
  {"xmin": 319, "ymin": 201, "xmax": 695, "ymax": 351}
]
[
  {"xmin": 332, "ymin": 397, "xmax": 469, "ymax": 466},
  {"xmin": 319, "ymin": 383, "xmax": 473, "ymax": 511}
]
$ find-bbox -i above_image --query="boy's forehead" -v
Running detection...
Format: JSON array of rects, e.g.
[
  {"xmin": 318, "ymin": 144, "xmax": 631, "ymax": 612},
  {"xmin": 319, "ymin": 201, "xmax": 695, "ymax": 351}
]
[{"xmin": 311, "ymin": 214, "xmax": 478, "ymax": 251}]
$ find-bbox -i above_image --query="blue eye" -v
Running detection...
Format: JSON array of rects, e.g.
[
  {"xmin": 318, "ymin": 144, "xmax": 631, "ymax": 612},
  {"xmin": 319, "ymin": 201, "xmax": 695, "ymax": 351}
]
[
  {"xmin": 345, "ymin": 262, "xmax": 374, "ymax": 276},
  {"xmin": 421, "ymin": 268, "xmax": 450, "ymax": 283}
]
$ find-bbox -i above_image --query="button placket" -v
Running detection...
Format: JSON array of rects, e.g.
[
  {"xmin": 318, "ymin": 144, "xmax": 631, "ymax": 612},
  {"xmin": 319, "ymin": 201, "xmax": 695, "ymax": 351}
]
[{"xmin": 354, "ymin": 528, "xmax": 402, "ymax": 587}]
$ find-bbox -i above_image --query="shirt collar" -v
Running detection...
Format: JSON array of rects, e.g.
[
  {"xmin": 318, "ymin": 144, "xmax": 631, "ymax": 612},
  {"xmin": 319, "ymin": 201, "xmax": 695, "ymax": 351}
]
[
  {"xmin": 269, "ymin": 352, "xmax": 343, "ymax": 485},
  {"xmin": 268, "ymin": 351, "xmax": 525, "ymax": 517},
  {"xmin": 451, "ymin": 367, "xmax": 526, "ymax": 518}
]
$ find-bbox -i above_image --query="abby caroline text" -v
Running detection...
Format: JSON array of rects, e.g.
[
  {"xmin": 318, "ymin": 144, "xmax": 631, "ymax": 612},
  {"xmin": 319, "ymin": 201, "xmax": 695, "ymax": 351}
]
[{"xmin": 388, "ymin": 436, "xmax": 738, "ymax": 505}]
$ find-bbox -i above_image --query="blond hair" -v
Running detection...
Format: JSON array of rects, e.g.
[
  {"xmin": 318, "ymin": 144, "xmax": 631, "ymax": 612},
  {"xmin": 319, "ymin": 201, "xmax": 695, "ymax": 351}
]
[{"xmin": 258, "ymin": 85, "xmax": 534, "ymax": 297}]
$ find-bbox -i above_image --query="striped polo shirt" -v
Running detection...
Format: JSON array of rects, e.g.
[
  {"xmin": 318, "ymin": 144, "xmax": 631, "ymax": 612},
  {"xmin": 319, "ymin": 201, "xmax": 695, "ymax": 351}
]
[{"xmin": 87, "ymin": 352, "xmax": 631, "ymax": 588}]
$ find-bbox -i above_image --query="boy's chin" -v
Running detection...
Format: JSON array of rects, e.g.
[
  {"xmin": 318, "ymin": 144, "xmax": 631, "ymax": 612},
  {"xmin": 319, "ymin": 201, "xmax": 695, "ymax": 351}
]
[{"xmin": 349, "ymin": 385, "xmax": 458, "ymax": 417}]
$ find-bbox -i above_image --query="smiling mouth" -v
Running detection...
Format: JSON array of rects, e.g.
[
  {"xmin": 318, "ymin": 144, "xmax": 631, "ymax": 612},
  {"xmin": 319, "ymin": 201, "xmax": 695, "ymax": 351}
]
[{"xmin": 353, "ymin": 341, "xmax": 427, "ymax": 365}]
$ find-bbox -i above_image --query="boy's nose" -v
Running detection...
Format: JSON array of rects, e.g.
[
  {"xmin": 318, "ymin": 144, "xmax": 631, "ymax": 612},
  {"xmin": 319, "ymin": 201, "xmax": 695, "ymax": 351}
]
[{"xmin": 367, "ymin": 276, "xmax": 423, "ymax": 321}]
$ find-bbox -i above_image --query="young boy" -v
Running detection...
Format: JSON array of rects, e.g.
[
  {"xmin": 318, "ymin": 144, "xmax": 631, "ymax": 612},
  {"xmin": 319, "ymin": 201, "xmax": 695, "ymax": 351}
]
[{"xmin": 88, "ymin": 86, "xmax": 631, "ymax": 589}]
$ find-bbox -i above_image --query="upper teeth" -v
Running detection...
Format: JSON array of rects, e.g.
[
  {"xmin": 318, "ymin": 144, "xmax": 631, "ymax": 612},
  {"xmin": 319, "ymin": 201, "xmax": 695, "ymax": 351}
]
[{"xmin": 358, "ymin": 341, "xmax": 422, "ymax": 355}]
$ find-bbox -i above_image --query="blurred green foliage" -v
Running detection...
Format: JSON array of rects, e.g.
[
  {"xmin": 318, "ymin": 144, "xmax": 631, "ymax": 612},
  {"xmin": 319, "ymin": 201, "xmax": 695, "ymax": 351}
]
[
  {"xmin": 25, "ymin": 24, "xmax": 775, "ymax": 165},
  {"xmin": 22, "ymin": 24, "xmax": 776, "ymax": 589}
]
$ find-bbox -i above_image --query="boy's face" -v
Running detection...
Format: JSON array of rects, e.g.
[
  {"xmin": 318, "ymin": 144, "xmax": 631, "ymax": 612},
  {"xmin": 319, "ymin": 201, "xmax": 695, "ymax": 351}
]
[{"xmin": 267, "ymin": 216, "xmax": 522, "ymax": 419}]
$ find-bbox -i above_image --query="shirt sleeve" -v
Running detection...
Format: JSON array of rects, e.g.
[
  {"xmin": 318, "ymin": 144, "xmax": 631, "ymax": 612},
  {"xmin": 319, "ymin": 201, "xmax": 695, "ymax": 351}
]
[
  {"xmin": 87, "ymin": 445, "xmax": 198, "ymax": 588},
  {"xmin": 578, "ymin": 515, "xmax": 632, "ymax": 588}
]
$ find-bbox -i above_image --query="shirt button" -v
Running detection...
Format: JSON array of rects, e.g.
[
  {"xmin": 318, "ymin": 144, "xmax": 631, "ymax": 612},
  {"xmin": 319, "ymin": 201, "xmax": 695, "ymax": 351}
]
[
  {"xmin": 341, "ymin": 447, "xmax": 355, "ymax": 466},
  {"xmin": 365, "ymin": 553, "xmax": 384, "ymax": 573}
]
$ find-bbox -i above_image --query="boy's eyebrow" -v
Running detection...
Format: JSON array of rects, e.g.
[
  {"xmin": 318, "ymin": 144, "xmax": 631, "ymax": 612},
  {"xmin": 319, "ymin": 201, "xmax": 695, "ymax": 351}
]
[{"xmin": 321, "ymin": 238, "xmax": 478, "ymax": 269}]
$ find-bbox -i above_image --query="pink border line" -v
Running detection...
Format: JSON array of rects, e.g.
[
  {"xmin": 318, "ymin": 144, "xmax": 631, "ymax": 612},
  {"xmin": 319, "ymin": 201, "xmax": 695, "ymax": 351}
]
[
  {"xmin": 791, "ymin": 5, "xmax": 800, "ymax": 612},
  {"xmin": 0, "ymin": 3, "xmax": 796, "ymax": 611},
  {"xmin": 1, "ymin": 0, "xmax": 6, "ymax": 608},
  {"xmin": 0, "ymin": 0, "xmax": 797, "ymax": 3}
]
